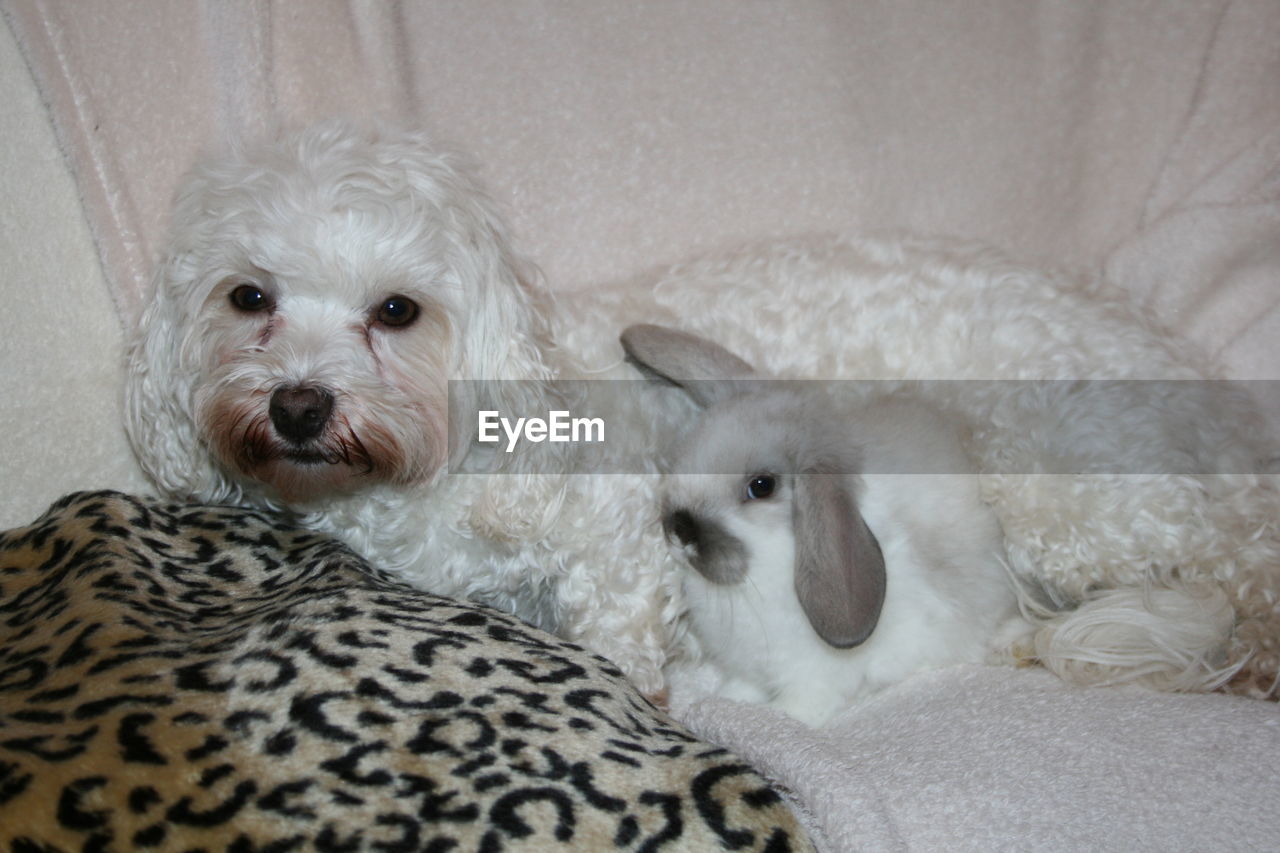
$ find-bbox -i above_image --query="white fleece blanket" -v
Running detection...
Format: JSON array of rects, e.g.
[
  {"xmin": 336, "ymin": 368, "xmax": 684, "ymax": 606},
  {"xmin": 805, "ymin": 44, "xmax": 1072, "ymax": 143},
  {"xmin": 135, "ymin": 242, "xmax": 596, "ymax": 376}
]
[
  {"xmin": 675, "ymin": 664, "xmax": 1280, "ymax": 852},
  {"xmin": 3, "ymin": 3, "xmax": 1279, "ymax": 849}
]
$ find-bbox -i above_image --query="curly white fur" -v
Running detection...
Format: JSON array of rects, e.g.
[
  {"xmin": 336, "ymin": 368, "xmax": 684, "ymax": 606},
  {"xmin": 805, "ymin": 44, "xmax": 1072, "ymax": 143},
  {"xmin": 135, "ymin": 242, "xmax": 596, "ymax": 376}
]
[
  {"xmin": 127, "ymin": 120, "xmax": 1280, "ymax": 706},
  {"xmin": 615, "ymin": 239, "xmax": 1280, "ymax": 701},
  {"xmin": 125, "ymin": 121, "xmax": 684, "ymax": 695}
]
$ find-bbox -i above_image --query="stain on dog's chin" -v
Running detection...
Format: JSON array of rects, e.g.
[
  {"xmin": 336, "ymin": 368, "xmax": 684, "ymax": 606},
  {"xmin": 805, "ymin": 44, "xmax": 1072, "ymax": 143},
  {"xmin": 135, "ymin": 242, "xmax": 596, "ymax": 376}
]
[{"xmin": 238, "ymin": 445, "xmax": 442, "ymax": 506}]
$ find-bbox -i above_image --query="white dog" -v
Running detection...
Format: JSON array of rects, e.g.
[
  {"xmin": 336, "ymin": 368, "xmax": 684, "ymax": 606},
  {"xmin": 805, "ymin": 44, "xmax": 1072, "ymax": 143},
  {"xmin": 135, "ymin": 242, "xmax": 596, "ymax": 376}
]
[
  {"xmin": 127, "ymin": 120, "xmax": 1279, "ymax": 711},
  {"xmin": 124, "ymin": 121, "xmax": 688, "ymax": 697}
]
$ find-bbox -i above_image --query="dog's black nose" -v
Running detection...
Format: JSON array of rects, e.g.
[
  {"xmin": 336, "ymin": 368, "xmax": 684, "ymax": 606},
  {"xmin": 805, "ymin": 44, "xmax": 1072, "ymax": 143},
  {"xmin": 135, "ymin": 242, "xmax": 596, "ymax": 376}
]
[
  {"xmin": 269, "ymin": 386, "xmax": 334, "ymax": 444},
  {"xmin": 665, "ymin": 509, "xmax": 701, "ymax": 550}
]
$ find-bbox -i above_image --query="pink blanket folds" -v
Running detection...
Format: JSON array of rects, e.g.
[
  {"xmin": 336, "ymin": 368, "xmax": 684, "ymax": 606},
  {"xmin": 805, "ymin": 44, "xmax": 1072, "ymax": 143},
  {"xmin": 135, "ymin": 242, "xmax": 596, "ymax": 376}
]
[{"xmin": 6, "ymin": 2, "xmax": 1279, "ymax": 393}]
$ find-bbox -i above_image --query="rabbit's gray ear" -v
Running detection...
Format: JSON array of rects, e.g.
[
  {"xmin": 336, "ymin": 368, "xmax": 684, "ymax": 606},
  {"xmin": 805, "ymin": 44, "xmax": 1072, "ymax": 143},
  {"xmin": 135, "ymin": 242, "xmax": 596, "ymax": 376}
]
[
  {"xmin": 620, "ymin": 324, "xmax": 755, "ymax": 408},
  {"xmin": 792, "ymin": 462, "xmax": 886, "ymax": 648}
]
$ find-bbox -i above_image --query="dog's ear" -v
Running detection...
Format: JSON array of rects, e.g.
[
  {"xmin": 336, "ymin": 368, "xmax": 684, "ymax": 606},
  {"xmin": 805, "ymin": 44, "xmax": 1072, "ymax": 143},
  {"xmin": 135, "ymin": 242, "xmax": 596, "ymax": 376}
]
[
  {"xmin": 454, "ymin": 203, "xmax": 557, "ymax": 428},
  {"xmin": 124, "ymin": 256, "xmax": 240, "ymax": 503},
  {"xmin": 791, "ymin": 458, "xmax": 886, "ymax": 648},
  {"xmin": 620, "ymin": 324, "xmax": 756, "ymax": 408},
  {"xmin": 394, "ymin": 129, "xmax": 557, "ymax": 415}
]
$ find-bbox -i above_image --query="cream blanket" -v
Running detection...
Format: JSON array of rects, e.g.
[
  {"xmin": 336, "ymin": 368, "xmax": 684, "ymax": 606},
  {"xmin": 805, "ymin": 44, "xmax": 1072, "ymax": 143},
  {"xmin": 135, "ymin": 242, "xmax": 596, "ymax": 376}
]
[
  {"xmin": 674, "ymin": 664, "xmax": 1280, "ymax": 852},
  {"xmin": 3, "ymin": 2, "xmax": 1278, "ymax": 848}
]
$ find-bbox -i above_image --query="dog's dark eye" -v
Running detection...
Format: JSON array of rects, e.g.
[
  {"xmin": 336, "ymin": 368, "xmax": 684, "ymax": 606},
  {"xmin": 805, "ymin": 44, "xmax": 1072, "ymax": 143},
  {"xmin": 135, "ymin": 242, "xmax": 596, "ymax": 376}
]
[
  {"xmin": 745, "ymin": 474, "xmax": 777, "ymax": 500},
  {"xmin": 229, "ymin": 283, "xmax": 271, "ymax": 312},
  {"xmin": 375, "ymin": 295, "xmax": 419, "ymax": 328}
]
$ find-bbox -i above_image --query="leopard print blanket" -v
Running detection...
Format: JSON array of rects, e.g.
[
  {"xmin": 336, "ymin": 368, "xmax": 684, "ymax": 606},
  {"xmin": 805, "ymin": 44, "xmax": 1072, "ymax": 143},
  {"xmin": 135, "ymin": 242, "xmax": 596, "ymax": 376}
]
[{"xmin": 0, "ymin": 491, "xmax": 813, "ymax": 852}]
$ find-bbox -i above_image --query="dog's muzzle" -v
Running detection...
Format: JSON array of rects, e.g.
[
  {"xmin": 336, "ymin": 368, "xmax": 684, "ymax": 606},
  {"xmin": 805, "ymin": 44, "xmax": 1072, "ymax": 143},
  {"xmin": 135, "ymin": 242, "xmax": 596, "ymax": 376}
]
[{"xmin": 269, "ymin": 385, "xmax": 334, "ymax": 445}]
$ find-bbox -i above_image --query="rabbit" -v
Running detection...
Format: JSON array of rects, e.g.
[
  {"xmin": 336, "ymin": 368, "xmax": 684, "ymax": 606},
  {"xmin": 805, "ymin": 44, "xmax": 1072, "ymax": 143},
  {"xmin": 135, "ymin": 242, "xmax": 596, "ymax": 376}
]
[{"xmin": 620, "ymin": 323, "xmax": 1030, "ymax": 726}]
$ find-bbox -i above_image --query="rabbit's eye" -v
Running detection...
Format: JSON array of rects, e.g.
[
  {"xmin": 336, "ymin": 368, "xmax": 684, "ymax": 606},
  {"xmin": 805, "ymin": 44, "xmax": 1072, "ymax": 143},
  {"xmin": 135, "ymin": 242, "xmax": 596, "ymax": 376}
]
[{"xmin": 745, "ymin": 474, "xmax": 777, "ymax": 500}]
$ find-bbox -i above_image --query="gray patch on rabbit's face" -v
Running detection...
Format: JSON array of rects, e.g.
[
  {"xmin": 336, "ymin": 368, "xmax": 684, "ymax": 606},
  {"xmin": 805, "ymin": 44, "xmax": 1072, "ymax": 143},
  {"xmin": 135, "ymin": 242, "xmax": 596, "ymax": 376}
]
[{"xmin": 663, "ymin": 507, "xmax": 749, "ymax": 584}]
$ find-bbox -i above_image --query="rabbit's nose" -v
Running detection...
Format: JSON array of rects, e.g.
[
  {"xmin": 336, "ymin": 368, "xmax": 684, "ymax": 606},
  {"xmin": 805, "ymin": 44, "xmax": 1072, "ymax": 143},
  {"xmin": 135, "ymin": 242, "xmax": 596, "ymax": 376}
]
[{"xmin": 665, "ymin": 509, "xmax": 701, "ymax": 549}]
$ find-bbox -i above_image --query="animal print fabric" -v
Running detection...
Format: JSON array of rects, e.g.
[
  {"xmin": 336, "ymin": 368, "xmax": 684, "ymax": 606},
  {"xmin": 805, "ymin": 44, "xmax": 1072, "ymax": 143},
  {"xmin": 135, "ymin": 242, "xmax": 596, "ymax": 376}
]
[{"xmin": 0, "ymin": 491, "xmax": 812, "ymax": 852}]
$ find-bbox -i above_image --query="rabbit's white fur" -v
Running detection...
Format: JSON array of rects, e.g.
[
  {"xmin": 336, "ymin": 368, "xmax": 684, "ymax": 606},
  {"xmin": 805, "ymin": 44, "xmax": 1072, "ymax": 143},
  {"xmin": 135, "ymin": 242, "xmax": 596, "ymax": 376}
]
[
  {"xmin": 615, "ymin": 241, "xmax": 1279, "ymax": 701},
  {"xmin": 624, "ymin": 329, "xmax": 1027, "ymax": 725}
]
